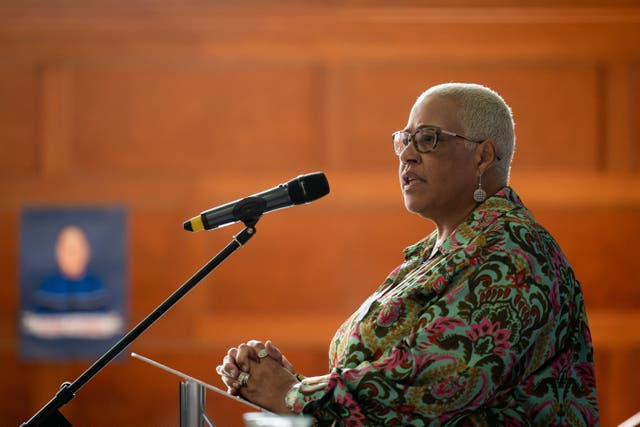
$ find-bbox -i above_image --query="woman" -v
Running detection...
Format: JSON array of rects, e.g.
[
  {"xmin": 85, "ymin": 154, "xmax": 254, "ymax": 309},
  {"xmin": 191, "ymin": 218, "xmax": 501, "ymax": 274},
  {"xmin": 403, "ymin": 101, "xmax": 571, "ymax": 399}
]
[{"xmin": 216, "ymin": 83, "xmax": 599, "ymax": 426}]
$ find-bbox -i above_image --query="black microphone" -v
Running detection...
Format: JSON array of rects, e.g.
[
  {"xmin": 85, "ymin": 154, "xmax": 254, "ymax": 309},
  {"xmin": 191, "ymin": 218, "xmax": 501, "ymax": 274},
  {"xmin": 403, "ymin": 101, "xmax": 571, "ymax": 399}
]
[{"xmin": 183, "ymin": 172, "xmax": 330, "ymax": 232}]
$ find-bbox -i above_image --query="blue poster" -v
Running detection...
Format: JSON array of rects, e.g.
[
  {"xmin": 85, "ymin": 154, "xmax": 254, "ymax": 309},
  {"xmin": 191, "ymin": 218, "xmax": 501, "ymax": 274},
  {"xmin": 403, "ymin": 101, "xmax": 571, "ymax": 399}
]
[{"xmin": 19, "ymin": 206, "xmax": 127, "ymax": 360}]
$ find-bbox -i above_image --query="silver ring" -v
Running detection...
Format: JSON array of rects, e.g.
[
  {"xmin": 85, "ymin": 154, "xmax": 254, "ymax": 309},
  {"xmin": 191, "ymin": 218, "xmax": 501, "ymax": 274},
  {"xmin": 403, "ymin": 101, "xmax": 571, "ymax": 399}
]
[
  {"xmin": 257, "ymin": 349, "xmax": 269, "ymax": 359},
  {"xmin": 238, "ymin": 371, "xmax": 250, "ymax": 387}
]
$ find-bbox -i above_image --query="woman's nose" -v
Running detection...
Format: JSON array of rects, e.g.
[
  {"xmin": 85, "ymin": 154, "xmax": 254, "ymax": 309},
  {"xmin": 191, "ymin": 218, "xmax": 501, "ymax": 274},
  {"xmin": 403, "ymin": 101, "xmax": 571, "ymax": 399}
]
[{"xmin": 399, "ymin": 140, "xmax": 420, "ymax": 164}]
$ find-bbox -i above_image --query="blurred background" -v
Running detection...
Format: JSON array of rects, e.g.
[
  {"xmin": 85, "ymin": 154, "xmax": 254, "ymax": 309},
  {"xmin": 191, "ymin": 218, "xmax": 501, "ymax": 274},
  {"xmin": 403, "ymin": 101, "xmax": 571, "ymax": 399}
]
[{"xmin": 1, "ymin": 1, "xmax": 639, "ymax": 426}]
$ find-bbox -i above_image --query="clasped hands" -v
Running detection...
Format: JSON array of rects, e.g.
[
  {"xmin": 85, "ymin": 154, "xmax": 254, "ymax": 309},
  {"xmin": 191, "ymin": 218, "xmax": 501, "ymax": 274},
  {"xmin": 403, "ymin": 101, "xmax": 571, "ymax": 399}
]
[{"xmin": 216, "ymin": 339, "xmax": 299, "ymax": 414}]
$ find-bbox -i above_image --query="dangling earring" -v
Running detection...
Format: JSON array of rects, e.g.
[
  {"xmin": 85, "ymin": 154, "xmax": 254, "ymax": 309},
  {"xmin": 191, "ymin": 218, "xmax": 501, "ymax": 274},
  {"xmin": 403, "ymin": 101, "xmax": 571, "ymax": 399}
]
[{"xmin": 473, "ymin": 175, "xmax": 487, "ymax": 203}]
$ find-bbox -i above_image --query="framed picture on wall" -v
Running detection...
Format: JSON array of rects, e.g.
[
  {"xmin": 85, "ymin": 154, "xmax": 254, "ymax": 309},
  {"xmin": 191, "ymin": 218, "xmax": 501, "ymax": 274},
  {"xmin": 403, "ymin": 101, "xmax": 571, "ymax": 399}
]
[{"xmin": 18, "ymin": 206, "xmax": 127, "ymax": 360}]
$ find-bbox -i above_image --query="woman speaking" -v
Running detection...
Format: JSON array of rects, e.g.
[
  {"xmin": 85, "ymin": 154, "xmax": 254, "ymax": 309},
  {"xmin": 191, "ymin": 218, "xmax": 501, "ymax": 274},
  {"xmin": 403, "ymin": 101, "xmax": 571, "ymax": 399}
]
[{"xmin": 216, "ymin": 83, "xmax": 599, "ymax": 426}]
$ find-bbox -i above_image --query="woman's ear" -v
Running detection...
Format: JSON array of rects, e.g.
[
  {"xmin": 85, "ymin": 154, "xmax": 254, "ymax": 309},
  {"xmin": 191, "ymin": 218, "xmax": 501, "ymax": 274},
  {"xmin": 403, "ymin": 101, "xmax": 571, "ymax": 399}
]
[{"xmin": 477, "ymin": 139, "xmax": 498, "ymax": 174}]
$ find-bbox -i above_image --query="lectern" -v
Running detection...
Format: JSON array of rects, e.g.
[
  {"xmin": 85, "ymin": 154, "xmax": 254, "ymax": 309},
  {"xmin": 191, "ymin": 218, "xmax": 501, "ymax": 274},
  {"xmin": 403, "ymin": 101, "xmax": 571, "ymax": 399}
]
[{"xmin": 132, "ymin": 352, "xmax": 268, "ymax": 427}]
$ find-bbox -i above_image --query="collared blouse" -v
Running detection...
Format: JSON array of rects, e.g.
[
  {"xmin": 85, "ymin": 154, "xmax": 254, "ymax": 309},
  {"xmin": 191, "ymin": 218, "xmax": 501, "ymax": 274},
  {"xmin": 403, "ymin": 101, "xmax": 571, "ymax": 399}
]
[{"xmin": 285, "ymin": 187, "xmax": 599, "ymax": 426}]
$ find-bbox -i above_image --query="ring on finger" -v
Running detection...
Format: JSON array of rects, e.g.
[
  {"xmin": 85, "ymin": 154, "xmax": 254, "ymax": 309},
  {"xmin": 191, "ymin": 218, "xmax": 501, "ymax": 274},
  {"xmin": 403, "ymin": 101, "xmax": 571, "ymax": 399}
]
[{"xmin": 257, "ymin": 349, "xmax": 269, "ymax": 359}]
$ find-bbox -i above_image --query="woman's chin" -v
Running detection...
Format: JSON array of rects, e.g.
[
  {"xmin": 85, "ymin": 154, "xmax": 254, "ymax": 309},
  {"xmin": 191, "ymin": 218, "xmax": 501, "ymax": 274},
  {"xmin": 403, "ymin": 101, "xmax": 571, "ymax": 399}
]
[{"xmin": 403, "ymin": 198, "xmax": 430, "ymax": 217}]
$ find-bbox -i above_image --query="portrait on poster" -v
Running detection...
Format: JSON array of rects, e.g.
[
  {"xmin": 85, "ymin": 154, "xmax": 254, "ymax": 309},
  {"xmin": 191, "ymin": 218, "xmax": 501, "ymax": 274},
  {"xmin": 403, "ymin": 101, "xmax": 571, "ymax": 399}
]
[{"xmin": 19, "ymin": 206, "xmax": 127, "ymax": 360}]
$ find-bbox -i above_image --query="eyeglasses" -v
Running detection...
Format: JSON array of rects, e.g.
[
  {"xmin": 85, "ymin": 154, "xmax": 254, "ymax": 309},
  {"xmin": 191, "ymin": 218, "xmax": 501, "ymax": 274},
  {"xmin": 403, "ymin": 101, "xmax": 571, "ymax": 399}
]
[{"xmin": 392, "ymin": 125, "xmax": 486, "ymax": 156}]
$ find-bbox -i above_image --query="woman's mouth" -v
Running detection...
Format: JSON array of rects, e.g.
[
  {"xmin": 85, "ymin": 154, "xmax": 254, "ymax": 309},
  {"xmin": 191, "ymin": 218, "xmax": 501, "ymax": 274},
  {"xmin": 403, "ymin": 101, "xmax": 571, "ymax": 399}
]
[{"xmin": 402, "ymin": 172, "xmax": 424, "ymax": 190}]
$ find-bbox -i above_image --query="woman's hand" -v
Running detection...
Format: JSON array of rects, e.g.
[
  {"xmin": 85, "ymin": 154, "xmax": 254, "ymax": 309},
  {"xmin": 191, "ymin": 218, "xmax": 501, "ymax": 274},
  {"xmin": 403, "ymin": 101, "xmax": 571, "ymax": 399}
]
[
  {"xmin": 236, "ymin": 354, "xmax": 298, "ymax": 413},
  {"xmin": 215, "ymin": 340, "xmax": 297, "ymax": 408}
]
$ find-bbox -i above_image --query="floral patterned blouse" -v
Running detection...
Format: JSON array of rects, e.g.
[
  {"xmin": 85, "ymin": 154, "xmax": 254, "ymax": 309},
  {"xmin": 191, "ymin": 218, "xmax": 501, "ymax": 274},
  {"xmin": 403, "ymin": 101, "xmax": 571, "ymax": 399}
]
[{"xmin": 285, "ymin": 187, "xmax": 599, "ymax": 426}]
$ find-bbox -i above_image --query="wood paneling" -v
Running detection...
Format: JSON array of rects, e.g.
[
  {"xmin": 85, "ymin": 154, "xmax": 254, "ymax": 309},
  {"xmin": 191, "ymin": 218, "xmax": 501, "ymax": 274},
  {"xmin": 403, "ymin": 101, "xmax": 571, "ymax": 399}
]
[
  {"xmin": 40, "ymin": 64, "xmax": 74, "ymax": 176},
  {"xmin": 603, "ymin": 63, "xmax": 636, "ymax": 172},
  {"xmin": 2, "ymin": 2, "xmax": 640, "ymax": 426},
  {"xmin": 72, "ymin": 63, "xmax": 326, "ymax": 175},
  {"xmin": 0, "ymin": 66, "xmax": 40, "ymax": 175},
  {"xmin": 339, "ymin": 63, "xmax": 601, "ymax": 171},
  {"xmin": 534, "ymin": 207, "xmax": 640, "ymax": 310},
  {"xmin": 631, "ymin": 63, "xmax": 640, "ymax": 171}
]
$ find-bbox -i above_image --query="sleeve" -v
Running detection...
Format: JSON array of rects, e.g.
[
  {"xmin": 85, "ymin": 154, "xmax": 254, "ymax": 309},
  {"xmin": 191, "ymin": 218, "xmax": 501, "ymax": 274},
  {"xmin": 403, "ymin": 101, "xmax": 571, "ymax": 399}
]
[{"xmin": 285, "ymin": 230, "xmax": 560, "ymax": 425}]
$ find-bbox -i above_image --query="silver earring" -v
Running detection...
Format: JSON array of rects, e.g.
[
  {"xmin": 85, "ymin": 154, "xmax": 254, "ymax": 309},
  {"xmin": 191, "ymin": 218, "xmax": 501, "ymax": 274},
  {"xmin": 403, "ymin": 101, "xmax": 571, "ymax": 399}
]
[{"xmin": 473, "ymin": 175, "xmax": 487, "ymax": 203}]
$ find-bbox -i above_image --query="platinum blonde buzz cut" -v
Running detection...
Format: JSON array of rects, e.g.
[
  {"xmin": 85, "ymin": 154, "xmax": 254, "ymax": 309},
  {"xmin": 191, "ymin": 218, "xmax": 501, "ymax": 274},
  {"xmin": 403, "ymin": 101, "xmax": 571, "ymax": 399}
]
[{"xmin": 418, "ymin": 83, "xmax": 515, "ymax": 182}]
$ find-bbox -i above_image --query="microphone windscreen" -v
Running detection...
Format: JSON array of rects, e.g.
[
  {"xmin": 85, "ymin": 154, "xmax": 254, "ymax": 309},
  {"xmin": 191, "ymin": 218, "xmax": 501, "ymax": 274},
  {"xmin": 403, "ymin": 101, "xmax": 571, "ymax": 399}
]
[{"xmin": 288, "ymin": 172, "xmax": 330, "ymax": 204}]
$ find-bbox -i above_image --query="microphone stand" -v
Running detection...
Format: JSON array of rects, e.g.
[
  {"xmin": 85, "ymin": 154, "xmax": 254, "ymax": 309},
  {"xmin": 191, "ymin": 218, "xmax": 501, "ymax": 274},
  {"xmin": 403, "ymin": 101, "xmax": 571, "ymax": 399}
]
[{"xmin": 21, "ymin": 210, "xmax": 263, "ymax": 427}]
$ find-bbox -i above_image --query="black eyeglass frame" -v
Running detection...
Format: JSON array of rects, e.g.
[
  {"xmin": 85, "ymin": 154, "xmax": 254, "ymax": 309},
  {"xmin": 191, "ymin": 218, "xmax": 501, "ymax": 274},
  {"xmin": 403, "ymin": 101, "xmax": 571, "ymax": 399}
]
[{"xmin": 392, "ymin": 125, "xmax": 497, "ymax": 158}]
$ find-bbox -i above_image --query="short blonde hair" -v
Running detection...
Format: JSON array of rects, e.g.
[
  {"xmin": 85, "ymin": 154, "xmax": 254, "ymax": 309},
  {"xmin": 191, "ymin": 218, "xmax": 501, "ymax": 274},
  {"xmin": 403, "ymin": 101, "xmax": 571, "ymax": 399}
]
[{"xmin": 419, "ymin": 83, "xmax": 515, "ymax": 181}]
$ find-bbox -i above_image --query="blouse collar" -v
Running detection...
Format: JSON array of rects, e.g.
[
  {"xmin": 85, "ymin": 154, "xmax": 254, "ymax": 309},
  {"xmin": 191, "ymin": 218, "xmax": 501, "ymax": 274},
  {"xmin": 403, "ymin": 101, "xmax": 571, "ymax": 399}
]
[{"xmin": 403, "ymin": 186, "xmax": 526, "ymax": 260}]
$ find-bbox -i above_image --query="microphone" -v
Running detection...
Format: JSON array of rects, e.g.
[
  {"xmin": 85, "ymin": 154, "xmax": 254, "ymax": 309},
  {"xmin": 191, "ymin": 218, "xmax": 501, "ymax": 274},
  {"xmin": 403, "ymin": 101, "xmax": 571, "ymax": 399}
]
[{"xmin": 183, "ymin": 172, "xmax": 330, "ymax": 232}]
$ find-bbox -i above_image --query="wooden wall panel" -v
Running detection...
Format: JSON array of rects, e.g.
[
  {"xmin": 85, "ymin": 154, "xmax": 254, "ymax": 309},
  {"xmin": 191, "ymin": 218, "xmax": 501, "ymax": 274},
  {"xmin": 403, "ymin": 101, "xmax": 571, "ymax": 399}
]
[
  {"xmin": 0, "ymin": 212, "xmax": 18, "ymax": 316},
  {"xmin": 0, "ymin": 67, "xmax": 40, "ymax": 175},
  {"xmin": 531, "ymin": 207, "xmax": 640, "ymax": 310},
  {"xmin": 631, "ymin": 63, "xmax": 640, "ymax": 171},
  {"xmin": 73, "ymin": 64, "xmax": 325, "ymax": 174},
  {"xmin": 339, "ymin": 63, "xmax": 600, "ymax": 171},
  {"xmin": 603, "ymin": 63, "xmax": 636, "ymax": 172},
  {"xmin": 192, "ymin": 208, "xmax": 431, "ymax": 313},
  {"xmin": 2, "ymin": 2, "xmax": 640, "ymax": 426},
  {"xmin": 593, "ymin": 345, "xmax": 640, "ymax": 427}
]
